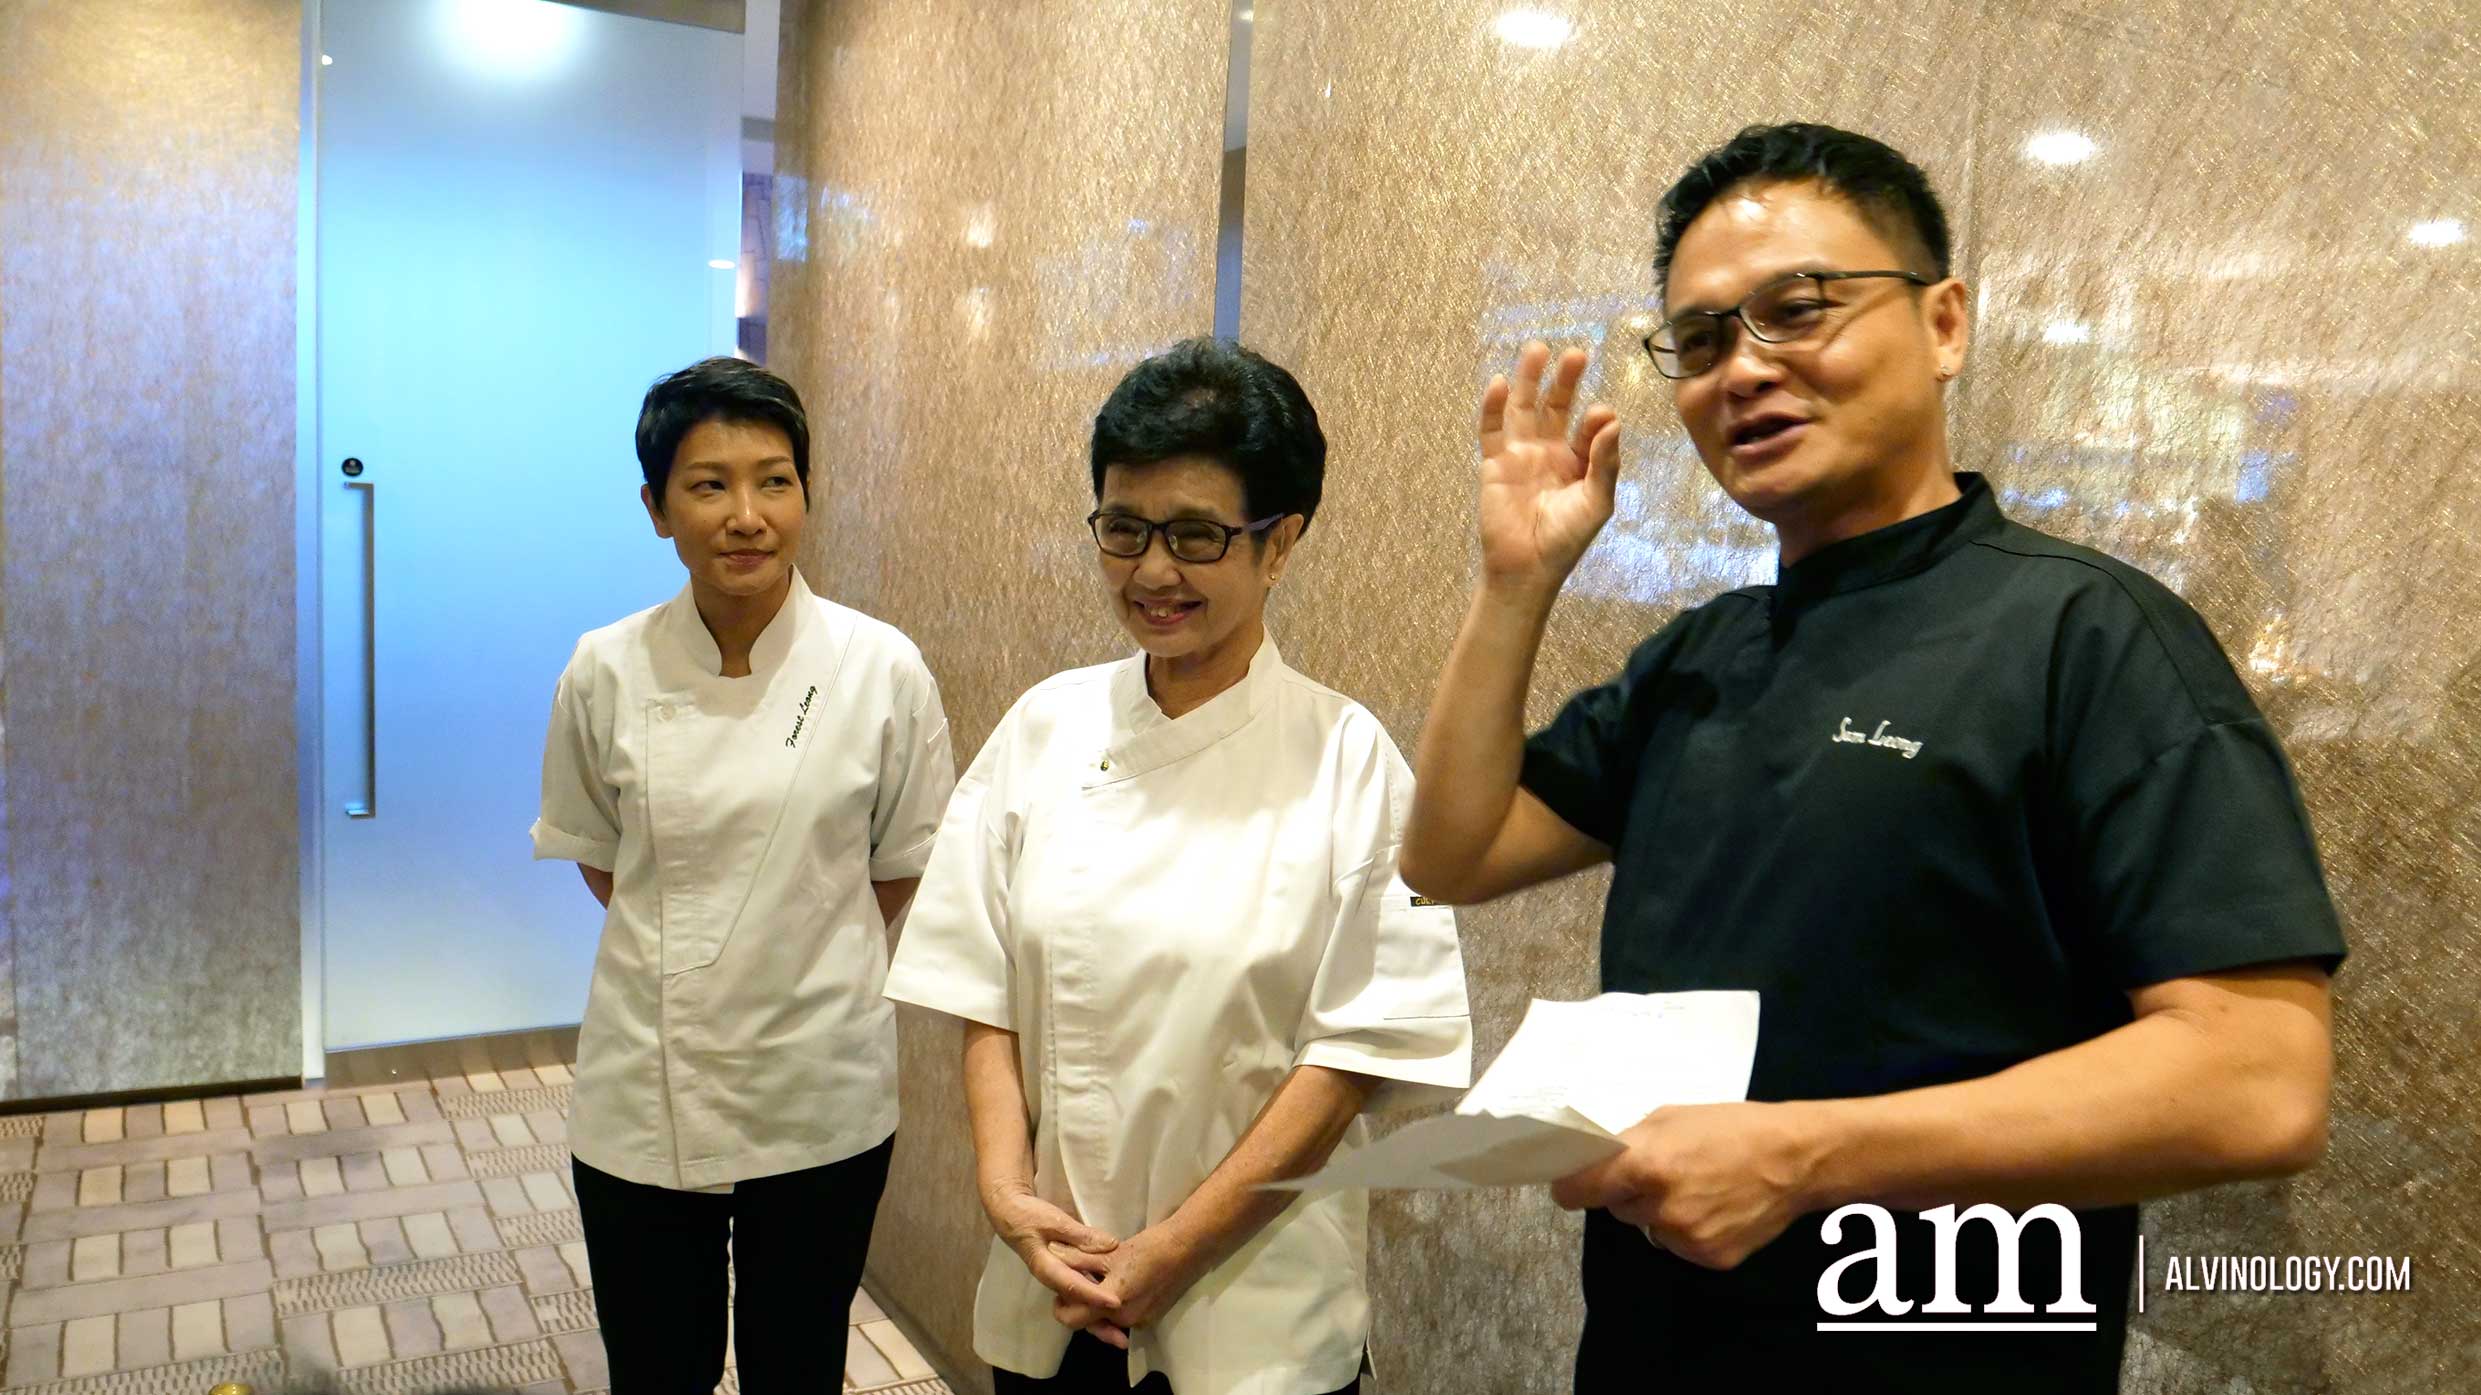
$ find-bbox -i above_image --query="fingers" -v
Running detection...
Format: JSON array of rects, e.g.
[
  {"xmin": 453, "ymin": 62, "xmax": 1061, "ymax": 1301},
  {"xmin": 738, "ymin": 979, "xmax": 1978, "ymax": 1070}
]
[
  {"xmin": 1051, "ymin": 1294, "xmax": 1129, "ymax": 1349},
  {"xmin": 1581, "ymin": 410, "xmax": 1622, "ymax": 503},
  {"xmin": 1477, "ymin": 374, "xmax": 1510, "ymax": 458},
  {"xmin": 1539, "ymin": 346, "xmax": 1588, "ymax": 439},
  {"xmin": 1505, "ymin": 340, "xmax": 1549, "ymax": 416},
  {"xmin": 1022, "ymin": 1199, "xmax": 1116, "ymax": 1252},
  {"xmin": 1047, "ymin": 1239, "xmax": 1111, "ymax": 1280},
  {"xmin": 1558, "ymin": 1136, "xmax": 1657, "ymax": 1211},
  {"xmin": 1029, "ymin": 1252, "xmax": 1116, "ymax": 1311},
  {"xmin": 1608, "ymin": 1193, "xmax": 1662, "ymax": 1229},
  {"xmin": 1053, "ymin": 1218, "xmax": 1118, "ymax": 1253},
  {"xmin": 1550, "ymin": 1150, "xmax": 1638, "ymax": 1213}
]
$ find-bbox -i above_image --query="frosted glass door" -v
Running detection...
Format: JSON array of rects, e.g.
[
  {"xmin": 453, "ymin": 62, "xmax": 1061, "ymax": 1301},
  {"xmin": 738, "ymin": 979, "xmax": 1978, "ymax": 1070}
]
[{"xmin": 316, "ymin": 0, "xmax": 739, "ymax": 1049}]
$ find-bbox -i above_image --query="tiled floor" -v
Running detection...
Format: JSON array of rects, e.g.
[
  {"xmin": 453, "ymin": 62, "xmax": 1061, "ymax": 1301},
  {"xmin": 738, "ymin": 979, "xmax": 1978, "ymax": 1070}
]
[{"xmin": 0, "ymin": 1068, "xmax": 950, "ymax": 1394}]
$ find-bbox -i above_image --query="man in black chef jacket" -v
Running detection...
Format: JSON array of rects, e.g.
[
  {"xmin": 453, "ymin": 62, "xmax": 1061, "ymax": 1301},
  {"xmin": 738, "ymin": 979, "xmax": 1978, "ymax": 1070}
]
[{"xmin": 1401, "ymin": 123, "xmax": 2345, "ymax": 1392}]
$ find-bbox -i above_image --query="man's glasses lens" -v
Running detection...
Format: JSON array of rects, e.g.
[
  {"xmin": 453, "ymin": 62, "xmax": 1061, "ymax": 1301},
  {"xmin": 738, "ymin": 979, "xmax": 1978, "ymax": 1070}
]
[
  {"xmin": 1646, "ymin": 272, "xmax": 1922, "ymax": 379},
  {"xmin": 1746, "ymin": 277, "xmax": 1832, "ymax": 341},
  {"xmin": 1649, "ymin": 316, "xmax": 1723, "ymax": 378}
]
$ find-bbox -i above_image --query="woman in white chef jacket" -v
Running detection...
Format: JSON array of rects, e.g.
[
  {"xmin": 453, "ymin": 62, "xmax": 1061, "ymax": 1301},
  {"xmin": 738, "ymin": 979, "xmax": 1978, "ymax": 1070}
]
[
  {"xmin": 885, "ymin": 339, "xmax": 1472, "ymax": 1395},
  {"xmin": 532, "ymin": 357, "xmax": 955, "ymax": 1394}
]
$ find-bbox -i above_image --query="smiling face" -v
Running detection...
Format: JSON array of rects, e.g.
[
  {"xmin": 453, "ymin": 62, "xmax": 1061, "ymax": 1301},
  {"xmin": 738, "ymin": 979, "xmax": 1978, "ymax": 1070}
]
[
  {"xmin": 642, "ymin": 416, "xmax": 806, "ymax": 603},
  {"xmin": 1095, "ymin": 455, "xmax": 1298, "ymax": 669},
  {"xmin": 1665, "ymin": 178, "xmax": 1969, "ymax": 556}
]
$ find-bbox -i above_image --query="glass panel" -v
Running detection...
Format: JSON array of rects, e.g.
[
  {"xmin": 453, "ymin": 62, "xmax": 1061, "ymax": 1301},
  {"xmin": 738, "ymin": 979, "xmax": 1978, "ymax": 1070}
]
[{"xmin": 317, "ymin": 0, "xmax": 740, "ymax": 1048}]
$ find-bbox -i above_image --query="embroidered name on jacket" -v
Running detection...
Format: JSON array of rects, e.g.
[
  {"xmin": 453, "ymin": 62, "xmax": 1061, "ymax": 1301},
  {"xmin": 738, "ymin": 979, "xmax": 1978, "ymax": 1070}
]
[
  {"xmin": 785, "ymin": 685, "xmax": 818, "ymax": 748},
  {"xmin": 1831, "ymin": 716, "xmax": 1923, "ymax": 760}
]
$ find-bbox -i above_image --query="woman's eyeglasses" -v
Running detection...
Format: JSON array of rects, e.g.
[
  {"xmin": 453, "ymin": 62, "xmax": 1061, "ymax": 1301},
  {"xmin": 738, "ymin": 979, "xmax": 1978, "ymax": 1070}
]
[{"xmin": 1087, "ymin": 510, "xmax": 1287, "ymax": 564}]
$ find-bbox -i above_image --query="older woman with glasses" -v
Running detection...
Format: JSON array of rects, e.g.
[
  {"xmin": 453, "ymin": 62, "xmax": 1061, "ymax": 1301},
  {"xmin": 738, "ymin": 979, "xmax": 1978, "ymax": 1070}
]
[{"xmin": 886, "ymin": 338, "xmax": 1472, "ymax": 1395}]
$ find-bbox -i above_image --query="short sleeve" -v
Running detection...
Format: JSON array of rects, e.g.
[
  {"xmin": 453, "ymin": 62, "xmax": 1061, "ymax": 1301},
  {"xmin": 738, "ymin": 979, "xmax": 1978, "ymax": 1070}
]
[
  {"xmin": 1518, "ymin": 615, "xmax": 1691, "ymax": 848},
  {"xmin": 868, "ymin": 654, "xmax": 957, "ymax": 881},
  {"xmin": 2072, "ymin": 717, "xmax": 2348, "ymax": 988},
  {"xmin": 530, "ymin": 647, "xmax": 620, "ymax": 871},
  {"xmin": 1294, "ymin": 721, "xmax": 1473, "ymax": 1113},
  {"xmin": 2050, "ymin": 576, "xmax": 2347, "ymax": 987},
  {"xmin": 882, "ymin": 708, "xmax": 1019, "ymax": 1030}
]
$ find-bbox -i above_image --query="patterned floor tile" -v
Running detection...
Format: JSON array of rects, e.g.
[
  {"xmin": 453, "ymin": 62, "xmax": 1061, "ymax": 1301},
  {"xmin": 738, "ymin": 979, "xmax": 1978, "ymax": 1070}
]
[{"xmin": 0, "ymin": 1068, "xmax": 951, "ymax": 1393}]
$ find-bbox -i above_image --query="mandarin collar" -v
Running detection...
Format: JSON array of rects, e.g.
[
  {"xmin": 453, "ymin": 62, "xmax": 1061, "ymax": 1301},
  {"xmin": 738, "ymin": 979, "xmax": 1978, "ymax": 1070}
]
[
  {"xmin": 1768, "ymin": 473, "xmax": 2004, "ymax": 618},
  {"xmin": 1091, "ymin": 634, "xmax": 1284, "ymax": 787},
  {"xmin": 662, "ymin": 567, "xmax": 809, "ymax": 680}
]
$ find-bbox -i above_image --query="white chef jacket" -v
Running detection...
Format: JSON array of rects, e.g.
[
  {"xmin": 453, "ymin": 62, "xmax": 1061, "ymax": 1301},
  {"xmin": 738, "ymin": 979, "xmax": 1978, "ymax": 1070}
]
[
  {"xmin": 883, "ymin": 638, "xmax": 1471, "ymax": 1395},
  {"xmin": 531, "ymin": 571, "xmax": 954, "ymax": 1191}
]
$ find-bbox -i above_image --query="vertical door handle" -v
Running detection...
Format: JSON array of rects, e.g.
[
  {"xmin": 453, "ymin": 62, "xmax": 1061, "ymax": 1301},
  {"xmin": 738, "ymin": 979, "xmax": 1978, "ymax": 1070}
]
[{"xmin": 344, "ymin": 477, "xmax": 377, "ymax": 818}]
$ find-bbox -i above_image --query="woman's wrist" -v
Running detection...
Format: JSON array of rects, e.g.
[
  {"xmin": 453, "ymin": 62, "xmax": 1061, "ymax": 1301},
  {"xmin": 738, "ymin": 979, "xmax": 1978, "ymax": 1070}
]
[{"xmin": 978, "ymin": 1174, "xmax": 1032, "ymax": 1224}]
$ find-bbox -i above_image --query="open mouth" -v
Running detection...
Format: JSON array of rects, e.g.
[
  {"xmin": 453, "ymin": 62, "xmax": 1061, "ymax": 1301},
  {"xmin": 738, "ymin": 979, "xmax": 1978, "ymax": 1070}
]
[
  {"xmin": 1133, "ymin": 598, "xmax": 1202, "ymax": 627},
  {"xmin": 1728, "ymin": 414, "xmax": 1807, "ymax": 449}
]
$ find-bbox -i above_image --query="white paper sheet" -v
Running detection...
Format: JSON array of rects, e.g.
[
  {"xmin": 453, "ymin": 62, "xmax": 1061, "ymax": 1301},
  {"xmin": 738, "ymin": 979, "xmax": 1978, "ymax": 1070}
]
[{"xmin": 1265, "ymin": 990, "xmax": 1760, "ymax": 1195}]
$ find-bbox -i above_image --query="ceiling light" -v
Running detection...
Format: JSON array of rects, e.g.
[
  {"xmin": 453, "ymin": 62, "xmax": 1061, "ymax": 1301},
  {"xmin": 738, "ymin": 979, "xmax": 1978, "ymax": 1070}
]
[{"xmin": 437, "ymin": 0, "xmax": 583, "ymax": 79}]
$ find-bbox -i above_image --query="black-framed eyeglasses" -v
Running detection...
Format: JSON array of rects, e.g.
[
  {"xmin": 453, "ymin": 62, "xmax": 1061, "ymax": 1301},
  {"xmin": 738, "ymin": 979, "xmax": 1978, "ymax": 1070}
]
[
  {"xmin": 1641, "ymin": 270, "xmax": 1934, "ymax": 379},
  {"xmin": 1087, "ymin": 510, "xmax": 1288, "ymax": 564}
]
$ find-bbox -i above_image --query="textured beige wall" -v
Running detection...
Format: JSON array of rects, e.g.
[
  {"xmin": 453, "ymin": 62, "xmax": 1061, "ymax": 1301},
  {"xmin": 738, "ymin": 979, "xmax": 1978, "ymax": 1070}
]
[
  {"xmin": 777, "ymin": 0, "xmax": 2478, "ymax": 1388},
  {"xmin": 769, "ymin": 2, "xmax": 1232, "ymax": 1387},
  {"xmin": 0, "ymin": 0, "xmax": 302, "ymax": 1098}
]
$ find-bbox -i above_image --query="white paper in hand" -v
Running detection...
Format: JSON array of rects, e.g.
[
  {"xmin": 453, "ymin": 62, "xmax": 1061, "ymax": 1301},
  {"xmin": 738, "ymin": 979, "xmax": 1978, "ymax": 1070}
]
[{"xmin": 1266, "ymin": 990, "xmax": 1759, "ymax": 1195}]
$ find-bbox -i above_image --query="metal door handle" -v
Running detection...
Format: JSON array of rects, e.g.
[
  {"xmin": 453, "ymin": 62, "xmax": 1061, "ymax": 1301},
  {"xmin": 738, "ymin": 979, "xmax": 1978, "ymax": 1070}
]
[{"xmin": 345, "ymin": 478, "xmax": 377, "ymax": 818}]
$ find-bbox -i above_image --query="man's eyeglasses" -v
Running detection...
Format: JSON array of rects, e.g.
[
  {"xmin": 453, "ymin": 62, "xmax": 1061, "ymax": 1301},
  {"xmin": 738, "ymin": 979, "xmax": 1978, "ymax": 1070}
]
[
  {"xmin": 1088, "ymin": 510, "xmax": 1287, "ymax": 564},
  {"xmin": 1641, "ymin": 270, "xmax": 1933, "ymax": 379}
]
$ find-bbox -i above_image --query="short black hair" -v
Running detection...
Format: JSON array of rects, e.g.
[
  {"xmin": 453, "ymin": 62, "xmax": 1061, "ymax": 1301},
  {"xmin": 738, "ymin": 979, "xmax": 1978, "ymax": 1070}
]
[
  {"xmin": 1089, "ymin": 337, "xmax": 1325, "ymax": 536},
  {"xmin": 1654, "ymin": 123, "xmax": 1952, "ymax": 296},
  {"xmin": 634, "ymin": 355, "xmax": 811, "ymax": 506}
]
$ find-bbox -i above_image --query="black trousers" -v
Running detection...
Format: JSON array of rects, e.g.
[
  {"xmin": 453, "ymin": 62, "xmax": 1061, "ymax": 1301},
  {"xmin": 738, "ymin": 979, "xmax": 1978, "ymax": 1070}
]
[
  {"xmin": 572, "ymin": 1136, "xmax": 894, "ymax": 1395},
  {"xmin": 991, "ymin": 1330, "xmax": 1362, "ymax": 1395}
]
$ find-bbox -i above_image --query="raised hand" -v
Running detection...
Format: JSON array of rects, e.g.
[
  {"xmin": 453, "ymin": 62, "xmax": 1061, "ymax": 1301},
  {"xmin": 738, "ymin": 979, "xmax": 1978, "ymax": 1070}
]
[{"xmin": 1476, "ymin": 341, "xmax": 1622, "ymax": 594}]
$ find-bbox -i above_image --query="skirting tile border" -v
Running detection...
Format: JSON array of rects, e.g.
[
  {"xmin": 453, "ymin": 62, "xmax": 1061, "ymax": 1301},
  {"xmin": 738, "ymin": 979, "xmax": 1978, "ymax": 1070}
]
[
  {"xmin": 0, "ymin": 1082, "xmax": 296, "ymax": 1121},
  {"xmin": 8, "ymin": 1346, "xmax": 283, "ymax": 1393},
  {"xmin": 322, "ymin": 1028, "xmax": 578, "ymax": 1092}
]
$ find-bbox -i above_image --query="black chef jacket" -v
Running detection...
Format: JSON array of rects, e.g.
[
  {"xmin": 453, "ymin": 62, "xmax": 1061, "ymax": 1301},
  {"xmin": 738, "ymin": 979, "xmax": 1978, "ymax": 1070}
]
[{"xmin": 1521, "ymin": 473, "xmax": 2346, "ymax": 1393}]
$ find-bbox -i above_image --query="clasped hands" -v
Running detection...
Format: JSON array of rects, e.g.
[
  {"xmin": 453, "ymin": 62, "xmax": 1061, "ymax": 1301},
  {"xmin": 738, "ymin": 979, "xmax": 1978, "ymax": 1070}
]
[{"xmin": 987, "ymin": 1186, "xmax": 1206, "ymax": 1351}]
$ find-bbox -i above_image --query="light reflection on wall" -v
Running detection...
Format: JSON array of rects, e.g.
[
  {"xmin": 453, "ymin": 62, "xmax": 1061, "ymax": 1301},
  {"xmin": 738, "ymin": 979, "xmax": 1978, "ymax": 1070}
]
[{"xmin": 1034, "ymin": 220, "xmax": 1209, "ymax": 373}]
